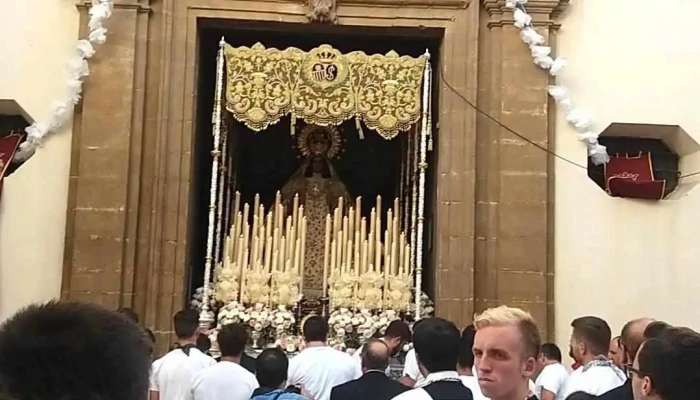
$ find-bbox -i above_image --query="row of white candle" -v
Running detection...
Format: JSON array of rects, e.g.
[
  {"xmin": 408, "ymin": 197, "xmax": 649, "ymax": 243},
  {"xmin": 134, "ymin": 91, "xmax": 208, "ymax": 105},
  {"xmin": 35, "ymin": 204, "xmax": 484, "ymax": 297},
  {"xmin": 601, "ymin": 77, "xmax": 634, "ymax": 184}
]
[
  {"xmin": 224, "ymin": 192, "xmax": 306, "ymax": 302},
  {"xmin": 321, "ymin": 195, "xmax": 413, "ymax": 298}
]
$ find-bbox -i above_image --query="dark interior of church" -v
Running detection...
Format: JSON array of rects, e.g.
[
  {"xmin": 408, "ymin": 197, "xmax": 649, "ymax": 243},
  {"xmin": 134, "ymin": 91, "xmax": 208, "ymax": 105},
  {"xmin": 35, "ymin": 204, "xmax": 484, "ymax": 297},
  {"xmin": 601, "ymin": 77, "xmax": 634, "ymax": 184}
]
[{"xmin": 188, "ymin": 20, "xmax": 442, "ymax": 302}]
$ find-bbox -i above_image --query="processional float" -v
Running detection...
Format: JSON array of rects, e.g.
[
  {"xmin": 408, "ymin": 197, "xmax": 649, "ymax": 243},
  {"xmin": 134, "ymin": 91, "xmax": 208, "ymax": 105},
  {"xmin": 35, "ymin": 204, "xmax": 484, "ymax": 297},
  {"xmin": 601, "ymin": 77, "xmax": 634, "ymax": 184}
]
[{"xmin": 198, "ymin": 38, "xmax": 434, "ymax": 352}]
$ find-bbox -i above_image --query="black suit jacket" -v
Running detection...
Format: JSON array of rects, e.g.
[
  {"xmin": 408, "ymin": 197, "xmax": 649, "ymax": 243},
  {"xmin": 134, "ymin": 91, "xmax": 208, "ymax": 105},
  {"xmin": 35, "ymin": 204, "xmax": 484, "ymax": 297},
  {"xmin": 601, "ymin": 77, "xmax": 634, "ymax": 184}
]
[
  {"xmin": 331, "ymin": 371, "xmax": 410, "ymax": 400},
  {"xmin": 596, "ymin": 380, "xmax": 632, "ymax": 400}
]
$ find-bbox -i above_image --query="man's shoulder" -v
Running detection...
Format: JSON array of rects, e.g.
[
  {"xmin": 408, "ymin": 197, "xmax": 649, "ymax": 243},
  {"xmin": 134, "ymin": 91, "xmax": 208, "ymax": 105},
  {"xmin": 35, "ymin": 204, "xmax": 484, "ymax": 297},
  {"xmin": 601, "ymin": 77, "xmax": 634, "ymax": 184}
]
[
  {"xmin": 595, "ymin": 380, "xmax": 632, "ymax": 399},
  {"xmin": 391, "ymin": 387, "xmax": 429, "ymax": 400}
]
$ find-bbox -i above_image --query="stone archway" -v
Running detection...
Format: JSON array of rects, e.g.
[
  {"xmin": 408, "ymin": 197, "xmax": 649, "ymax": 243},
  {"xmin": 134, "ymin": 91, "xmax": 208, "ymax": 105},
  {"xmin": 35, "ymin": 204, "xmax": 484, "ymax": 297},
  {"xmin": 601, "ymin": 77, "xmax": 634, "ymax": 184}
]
[{"xmin": 63, "ymin": 0, "xmax": 567, "ymax": 350}]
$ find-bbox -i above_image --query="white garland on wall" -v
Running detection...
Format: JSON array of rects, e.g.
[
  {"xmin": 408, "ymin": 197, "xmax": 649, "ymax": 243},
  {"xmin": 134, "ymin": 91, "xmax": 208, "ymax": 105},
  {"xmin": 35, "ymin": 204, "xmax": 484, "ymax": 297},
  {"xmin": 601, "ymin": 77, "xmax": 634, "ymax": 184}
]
[
  {"xmin": 15, "ymin": 0, "xmax": 114, "ymax": 162},
  {"xmin": 505, "ymin": 0, "xmax": 610, "ymax": 165}
]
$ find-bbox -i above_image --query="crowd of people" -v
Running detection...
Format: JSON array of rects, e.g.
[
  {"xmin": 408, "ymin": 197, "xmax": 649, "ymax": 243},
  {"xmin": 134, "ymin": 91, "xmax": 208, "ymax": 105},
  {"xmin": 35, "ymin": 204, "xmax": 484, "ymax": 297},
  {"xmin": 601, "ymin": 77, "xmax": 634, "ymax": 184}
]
[{"xmin": 0, "ymin": 301, "xmax": 698, "ymax": 400}]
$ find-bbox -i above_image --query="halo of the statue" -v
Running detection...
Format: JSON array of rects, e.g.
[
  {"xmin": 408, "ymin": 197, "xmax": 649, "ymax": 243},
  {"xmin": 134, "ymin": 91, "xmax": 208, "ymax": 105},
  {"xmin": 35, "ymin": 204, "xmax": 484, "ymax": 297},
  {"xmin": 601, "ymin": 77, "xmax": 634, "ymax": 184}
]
[{"xmin": 297, "ymin": 124, "xmax": 342, "ymax": 160}]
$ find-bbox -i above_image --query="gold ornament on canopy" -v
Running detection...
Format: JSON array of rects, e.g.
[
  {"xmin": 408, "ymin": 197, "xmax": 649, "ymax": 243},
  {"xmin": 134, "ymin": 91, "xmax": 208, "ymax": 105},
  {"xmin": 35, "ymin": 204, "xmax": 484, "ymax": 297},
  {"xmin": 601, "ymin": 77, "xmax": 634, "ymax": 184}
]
[{"xmin": 223, "ymin": 43, "xmax": 426, "ymax": 139}]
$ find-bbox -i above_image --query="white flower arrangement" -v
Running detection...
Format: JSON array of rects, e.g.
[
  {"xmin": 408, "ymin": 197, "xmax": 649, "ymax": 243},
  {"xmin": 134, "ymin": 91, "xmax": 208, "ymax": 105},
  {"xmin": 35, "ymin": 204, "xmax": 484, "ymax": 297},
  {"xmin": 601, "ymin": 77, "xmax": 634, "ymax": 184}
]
[
  {"xmin": 408, "ymin": 291, "xmax": 435, "ymax": 317},
  {"xmin": 191, "ymin": 284, "xmax": 218, "ymax": 312},
  {"xmin": 327, "ymin": 307, "xmax": 402, "ymax": 349},
  {"xmin": 270, "ymin": 305, "xmax": 296, "ymax": 335},
  {"xmin": 245, "ymin": 303, "xmax": 273, "ymax": 332},
  {"xmin": 274, "ymin": 334, "xmax": 305, "ymax": 354},
  {"xmin": 217, "ymin": 300, "xmax": 248, "ymax": 327}
]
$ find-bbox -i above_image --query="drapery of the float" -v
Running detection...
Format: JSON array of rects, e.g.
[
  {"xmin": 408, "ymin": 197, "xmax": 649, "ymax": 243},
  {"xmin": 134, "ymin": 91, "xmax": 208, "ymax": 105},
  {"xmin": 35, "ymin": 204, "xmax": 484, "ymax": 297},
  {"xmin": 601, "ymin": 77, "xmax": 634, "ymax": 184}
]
[
  {"xmin": 223, "ymin": 43, "xmax": 427, "ymax": 140},
  {"xmin": 0, "ymin": 134, "xmax": 21, "ymax": 200}
]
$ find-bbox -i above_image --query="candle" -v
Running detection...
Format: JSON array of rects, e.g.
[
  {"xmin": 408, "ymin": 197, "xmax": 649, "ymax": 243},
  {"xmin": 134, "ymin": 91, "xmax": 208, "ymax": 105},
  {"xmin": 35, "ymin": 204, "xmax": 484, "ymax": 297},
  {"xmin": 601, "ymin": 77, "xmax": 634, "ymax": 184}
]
[
  {"xmin": 369, "ymin": 208, "xmax": 375, "ymax": 261},
  {"xmin": 286, "ymin": 216, "xmax": 293, "ymax": 256},
  {"xmin": 266, "ymin": 211, "xmax": 273, "ymax": 243},
  {"xmin": 293, "ymin": 194, "xmax": 299, "ymax": 230},
  {"xmin": 399, "ymin": 233, "xmax": 405, "ymax": 276},
  {"xmin": 254, "ymin": 194, "xmax": 260, "ymax": 218},
  {"xmin": 346, "ymin": 239, "xmax": 352, "ymax": 274},
  {"xmin": 404, "ymin": 244, "xmax": 411, "ymax": 276},
  {"xmin": 362, "ymin": 240, "xmax": 369, "ymax": 274},
  {"xmin": 271, "ymin": 250, "xmax": 279, "ymax": 277},
  {"xmin": 348, "ymin": 207, "xmax": 355, "ymax": 250},
  {"xmin": 322, "ymin": 216, "xmax": 331, "ymax": 298},
  {"xmin": 338, "ymin": 196, "xmax": 344, "ymax": 212},
  {"xmin": 273, "ymin": 228, "xmax": 280, "ymax": 269},
  {"xmin": 330, "ymin": 239, "xmax": 337, "ymax": 277},
  {"xmin": 354, "ymin": 231, "xmax": 361, "ymax": 275},
  {"xmin": 300, "ymin": 218, "xmax": 307, "ymax": 273},
  {"xmin": 391, "ymin": 234, "xmax": 398, "ymax": 276},
  {"xmin": 274, "ymin": 191, "xmax": 281, "ymax": 214},
  {"xmin": 375, "ymin": 241, "xmax": 382, "ymax": 275},
  {"xmin": 258, "ymin": 224, "xmax": 266, "ymax": 262},
  {"xmin": 333, "ymin": 207, "xmax": 340, "ymax": 241},
  {"xmin": 233, "ymin": 191, "xmax": 241, "ymax": 219},
  {"xmin": 376, "ymin": 195, "xmax": 382, "ymax": 232},
  {"xmin": 233, "ymin": 212, "xmax": 242, "ymax": 257},
  {"xmin": 264, "ymin": 235, "xmax": 273, "ymax": 272},
  {"xmin": 237, "ymin": 235, "xmax": 245, "ymax": 300},
  {"xmin": 355, "ymin": 196, "xmax": 362, "ymax": 232},
  {"xmin": 294, "ymin": 239, "xmax": 301, "ymax": 278},
  {"xmin": 279, "ymin": 237, "xmax": 286, "ymax": 272}
]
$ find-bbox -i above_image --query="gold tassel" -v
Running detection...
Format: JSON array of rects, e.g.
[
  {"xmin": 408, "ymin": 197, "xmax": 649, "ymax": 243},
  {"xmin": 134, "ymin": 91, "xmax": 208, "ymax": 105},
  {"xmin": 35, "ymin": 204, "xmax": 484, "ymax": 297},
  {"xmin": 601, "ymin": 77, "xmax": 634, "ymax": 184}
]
[
  {"xmin": 355, "ymin": 116, "xmax": 365, "ymax": 140},
  {"xmin": 291, "ymin": 112, "xmax": 296, "ymax": 136}
]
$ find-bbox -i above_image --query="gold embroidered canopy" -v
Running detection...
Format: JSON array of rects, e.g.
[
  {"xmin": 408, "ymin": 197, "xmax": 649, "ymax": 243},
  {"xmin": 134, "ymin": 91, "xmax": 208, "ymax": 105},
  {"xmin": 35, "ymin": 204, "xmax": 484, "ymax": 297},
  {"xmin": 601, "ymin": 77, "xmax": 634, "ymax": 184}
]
[{"xmin": 223, "ymin": 42, "xmax": 427, "ymax": 139}]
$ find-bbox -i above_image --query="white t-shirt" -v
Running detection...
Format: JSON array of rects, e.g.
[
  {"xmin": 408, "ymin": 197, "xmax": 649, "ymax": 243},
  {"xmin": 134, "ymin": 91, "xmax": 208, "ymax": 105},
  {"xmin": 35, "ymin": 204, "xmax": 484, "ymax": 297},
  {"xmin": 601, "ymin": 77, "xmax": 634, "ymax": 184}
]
[
  {"xmin": 192, "ymin": 361, "xmax": 259, "ymax": 400},
  {"xmin": 459, "ymin": 375, "xmax": 490, "ymax": 400},
  {"xmin": 288, "ymin": 346, "xmax": 360, "ymax": 400},
  {"xmin": 557, "ymin": 363, "xmax": 625, "ymax": 400},
  {"xmin": 402, "ymin": 349, "xmax": 427, "ymax": 387},
  {"xmin": 352, "ymin": 342, "xmax": 390, "ymax": 375},
  {"xmin": 150, "ymin": 348, "xmax": 216, "ymax": 400},
  {"xmin": 535, "ymin": 363, "xmax": 569, "ymax": 399}
]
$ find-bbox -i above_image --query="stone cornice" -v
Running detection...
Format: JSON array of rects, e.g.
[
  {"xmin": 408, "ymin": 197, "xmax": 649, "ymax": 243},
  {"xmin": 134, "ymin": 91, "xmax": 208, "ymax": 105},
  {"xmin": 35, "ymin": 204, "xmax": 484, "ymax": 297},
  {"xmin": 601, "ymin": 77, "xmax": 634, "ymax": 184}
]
[
  {"xmin": 482, "ymin": 0, "xmax": 569, "ymax": 28},
  {"xmin": 76, "ymin": 1, "xmax": 152, "ymax": 13},
  {"xmin": 339, "ymin": 0, "xmax": 468, "ymax": 7}
]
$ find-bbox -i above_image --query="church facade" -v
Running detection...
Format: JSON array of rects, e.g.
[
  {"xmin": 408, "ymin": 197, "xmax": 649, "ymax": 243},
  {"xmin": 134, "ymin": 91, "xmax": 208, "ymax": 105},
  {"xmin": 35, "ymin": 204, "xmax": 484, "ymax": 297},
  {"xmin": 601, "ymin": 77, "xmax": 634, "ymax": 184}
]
[{"xmin": 1, "ymin": 0, "xmax": 699, "ymax": 356}]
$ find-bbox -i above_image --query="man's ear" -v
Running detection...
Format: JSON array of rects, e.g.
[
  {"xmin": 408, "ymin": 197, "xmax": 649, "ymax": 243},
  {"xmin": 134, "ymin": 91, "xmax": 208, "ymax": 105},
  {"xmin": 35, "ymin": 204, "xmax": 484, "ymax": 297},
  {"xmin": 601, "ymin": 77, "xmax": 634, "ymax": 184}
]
[
  {"xmin": 642, "ymin": 376, "xmax": 654, "ymax": 396},
  {"xmin": 523, "ymin": 356, "xmax": 537, "ymax": 378}
]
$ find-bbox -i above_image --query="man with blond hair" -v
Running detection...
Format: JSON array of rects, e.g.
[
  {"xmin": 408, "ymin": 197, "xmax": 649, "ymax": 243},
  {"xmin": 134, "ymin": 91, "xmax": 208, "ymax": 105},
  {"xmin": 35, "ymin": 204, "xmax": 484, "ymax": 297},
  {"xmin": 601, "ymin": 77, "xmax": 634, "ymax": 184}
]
[{"xmin": 473, "ymin": 306, "xmax": 540, "ymax": 400}]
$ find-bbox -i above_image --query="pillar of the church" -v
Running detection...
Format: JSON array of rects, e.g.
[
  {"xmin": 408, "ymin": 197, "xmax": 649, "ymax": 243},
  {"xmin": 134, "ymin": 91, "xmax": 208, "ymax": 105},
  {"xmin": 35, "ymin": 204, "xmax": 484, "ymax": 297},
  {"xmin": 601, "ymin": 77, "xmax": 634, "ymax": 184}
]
[
  {"xmin": 472, "ymin": 0, "xmax": 568, "ymax": 339},
  {"xmin": 62, "ymin": 0, "xmax": 159, "ymax": 324}
]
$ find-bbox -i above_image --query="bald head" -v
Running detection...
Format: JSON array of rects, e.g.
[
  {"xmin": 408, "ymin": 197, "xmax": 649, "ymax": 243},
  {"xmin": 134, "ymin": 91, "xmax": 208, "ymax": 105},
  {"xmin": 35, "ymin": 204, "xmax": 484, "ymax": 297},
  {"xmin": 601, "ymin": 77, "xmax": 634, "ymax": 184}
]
[
  {"xmin": 361, "ymin": 338, "xmax": 389, "ymax": 372},
  {"xmin": 620, "ymin": 318, "xmax": 654, "ymax": 359}
]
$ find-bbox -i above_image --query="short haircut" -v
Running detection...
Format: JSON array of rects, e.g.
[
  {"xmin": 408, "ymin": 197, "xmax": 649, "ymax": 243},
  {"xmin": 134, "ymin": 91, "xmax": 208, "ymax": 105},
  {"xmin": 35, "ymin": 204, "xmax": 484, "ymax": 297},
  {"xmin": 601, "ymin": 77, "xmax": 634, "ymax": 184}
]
[
  {"xmin": 197, "ymin": 333, "xmax": 211, "ymax": 353},
  {"xmin": 218, "ymin": 323, "xmax": 248, "ymax": 357},
  {"xmin": 385, "ymin": 320, "xmax": 411, "ymax": 342},
  {"xmin": 474, "ymin": 306, "xmax": 541, "ymax": 359},
  {"xmin": 302, "ymin": 315, "xmax": 328, "ymax": 342},
  {"xmin": 413, "ymin": 318, "xmax": 461, "ymax": 373},
  {"xmin": 256, "ymin": 348, "xmax": 289, "ymax": 388},
  {"xmin": 564, "ymin": 392, "xmax": 596, "ymax": 400},
  {"xmin": 117, "ymin": 307, "xmax": 139, "ymax": 324},
  {"xmin": 620, "ymin": 318, "xmax": 654, "ymax": 358},
  {"xmin": 0, "ymin": 301, "xmax": 151, "ymax": 400},
  {"xmin": 637, "ymin": 327, "xmax": 700, "ymax": 400},
  {"xmin": 458, "ymin": 325, "xmax": 476, "ymax": 368},
  {"xmin": 571, "ymin": 316, "xmax": 611, "ymax": 356},
  {"xmin": 361, "ymin": 338, "xmax": 389, "ymax": 371},
  {"xmin": 644, "ymin": 320, "xmax": 671, "ymax": 340},
  {"xmin": 174, "ymin": 309, "xmax": 199, "ymax": 339},
  {"xmin": 540, "ymin": 342, "xmax": 562, "ymax": 362}
]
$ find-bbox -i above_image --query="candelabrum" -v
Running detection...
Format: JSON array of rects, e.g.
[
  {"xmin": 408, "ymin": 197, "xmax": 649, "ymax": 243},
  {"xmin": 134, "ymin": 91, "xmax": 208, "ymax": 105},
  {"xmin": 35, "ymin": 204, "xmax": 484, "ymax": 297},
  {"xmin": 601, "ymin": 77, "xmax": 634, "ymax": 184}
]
[{"xmin": 325, "ymin": 195, "xmax": 414, "ymax": 312}]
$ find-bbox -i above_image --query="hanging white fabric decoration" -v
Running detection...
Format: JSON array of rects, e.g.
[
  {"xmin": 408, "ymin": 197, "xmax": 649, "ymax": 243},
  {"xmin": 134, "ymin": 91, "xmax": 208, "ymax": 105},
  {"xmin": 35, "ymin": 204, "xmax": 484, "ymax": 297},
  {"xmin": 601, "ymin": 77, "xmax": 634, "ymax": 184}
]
[
  {"xmin": 15, "ymin": 0, "xmax": 114, "ymax": 161},
  {"xmin": 507, "ymin": 2, "xmax": 610, "ymax": 165},
  {"xmin": 513, "ymin": 9, "xmax": 532, "ymax": 28}
]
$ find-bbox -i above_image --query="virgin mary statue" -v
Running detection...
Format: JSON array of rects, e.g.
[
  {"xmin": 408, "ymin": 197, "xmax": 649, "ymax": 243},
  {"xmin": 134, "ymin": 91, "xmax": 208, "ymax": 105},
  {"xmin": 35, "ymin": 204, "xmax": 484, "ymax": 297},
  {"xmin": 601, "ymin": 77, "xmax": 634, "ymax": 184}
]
[{"xmin": 282, "ymin": 125, "xmax": 351, "ymax": 299}]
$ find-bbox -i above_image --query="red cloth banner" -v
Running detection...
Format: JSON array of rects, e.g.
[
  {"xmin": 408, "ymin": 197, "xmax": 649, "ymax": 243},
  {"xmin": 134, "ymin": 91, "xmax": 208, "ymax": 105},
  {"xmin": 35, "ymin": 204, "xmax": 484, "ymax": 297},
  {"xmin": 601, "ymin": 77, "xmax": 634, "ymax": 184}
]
[
  {"xmin": 604, "ymin": 152, "xmax": 666, "ymax": 200},
  {"xmin": 0, "ymin": 134, "xmax": 22, "ymax": 200}
]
